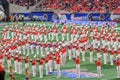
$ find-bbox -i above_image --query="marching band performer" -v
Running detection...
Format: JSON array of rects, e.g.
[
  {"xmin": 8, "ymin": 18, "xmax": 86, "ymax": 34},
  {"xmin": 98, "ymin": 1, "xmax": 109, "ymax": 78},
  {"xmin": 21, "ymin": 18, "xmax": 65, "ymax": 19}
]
[
  {"xmin": 38, "ymin": 55, "xmax": 45, "ymax": 78},
  {"xmin": 89, "ymin": 44, "xmax": 93, "ymax": 62},
  {"xmin": 55, "ymin": 27, "xmax": 59, "ymax": 41},
  {"xmin": 68, "ymin": 42, "xmax": 73, "ymax": 60},
  {"xmin": 61, "ymin": 25, "xmax": 66, "ymax": 41},
  {"xmin": 73, "ymin": 56, "xmax": 80, "ymax": 78},
  {"xmin": 36, "ymin": 40, "xmax": 39, "ymax": 55},
  {"xmin": 97, "ymin": 45, "xmax": 101, "ymax": 59},
  {"xmin": 114, "ymin": 56, "xmax": 120, "ymax": 78},
  {"xmin": 95, "ymin": 56, "xmax": 102, "ymax": 78},
  {"xmin": 13, "ymin": 53, "xmax": 18, "ymax": 72},
  {"xmin": 0, "ymin": 53, "xmax": 4, "ymax": 65},
  {"xmin": 110, "ymin": 47, "xmax": 115, "ymax": 65},
  {"xmin": 60, "ymin": 44, "xmax": 67, "ymax": 65},
  {"xmin": 81, "ymin": 45, "xmax": 86, "ymax": 61},
  {"xmin": 40, "ymin": 41, "xmax": 43, "ymax": 55},
  {"xmin": 17, "ymin": 53, "xmax": 22, "ymax": 74},
  {"xmin": 45, "ymin": 54, "xmax": 49, "ymax": 75},
  {"xmin": 31, "ymin": 55, "xmax": 37, "ymax": 77},
  {"xmin": 48, "ymin": 52, "xmax": 53, "ymax": 72},
  {"xmin": 7, "ymin": 53, "xmax": 11, "ymax": 72},
  {"xmin": 55, "ymin": 54, "xmax": 61, "ymax": 78},
  {"xmin": 103, "ymin": 46, "xmax": 108, "ymax": 64},
  {"xmin": 24, "ymin": 54, "xmax": 29, "ymax": 69}
]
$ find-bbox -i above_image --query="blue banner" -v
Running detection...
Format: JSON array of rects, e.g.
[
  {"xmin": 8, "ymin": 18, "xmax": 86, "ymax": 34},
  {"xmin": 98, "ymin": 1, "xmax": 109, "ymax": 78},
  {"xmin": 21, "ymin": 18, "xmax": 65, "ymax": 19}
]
[
  {"xmin": 31, "ymin": 12, "xmax": 53, "ymax": 21},
  {"xmin": 59, "ymin": 13, "xmax": 111, "ymax": 21},
  {"xmin": 13, "ymin": 12, "xmax": 113, "ymax": 24},
  {"xmin": 13, "ymin": 12, "xmax": 54, "ymax": 21}
]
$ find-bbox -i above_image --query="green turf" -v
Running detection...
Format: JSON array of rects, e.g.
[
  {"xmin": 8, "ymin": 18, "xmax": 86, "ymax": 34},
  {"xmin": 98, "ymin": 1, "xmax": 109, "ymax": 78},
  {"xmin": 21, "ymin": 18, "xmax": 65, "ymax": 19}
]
[{"xmin": 0, "ymin": 22, "xmax": 120, "ymax": 80}]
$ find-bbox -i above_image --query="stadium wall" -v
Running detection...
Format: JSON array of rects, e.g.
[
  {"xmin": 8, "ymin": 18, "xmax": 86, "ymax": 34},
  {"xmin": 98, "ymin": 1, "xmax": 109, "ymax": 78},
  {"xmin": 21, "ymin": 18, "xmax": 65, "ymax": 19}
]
[{"xmin": 12, "ymin": 12, "xmax": 117, "ymax": 26}]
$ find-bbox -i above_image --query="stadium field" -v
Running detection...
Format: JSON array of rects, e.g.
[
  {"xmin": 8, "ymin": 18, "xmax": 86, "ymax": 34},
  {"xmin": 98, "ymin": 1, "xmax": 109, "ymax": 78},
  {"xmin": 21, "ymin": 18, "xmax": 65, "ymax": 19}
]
[{"xmin": 1, "ymin": 22, "xmax": 120, "ymax": 80}]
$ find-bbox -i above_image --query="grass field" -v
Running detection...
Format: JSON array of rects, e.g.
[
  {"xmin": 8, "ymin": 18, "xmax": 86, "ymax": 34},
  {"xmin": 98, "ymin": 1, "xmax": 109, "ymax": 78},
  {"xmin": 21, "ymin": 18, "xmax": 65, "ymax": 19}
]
[{"xmin": 0, "ymin": 22, "xmax": 120, "ymax": 80}]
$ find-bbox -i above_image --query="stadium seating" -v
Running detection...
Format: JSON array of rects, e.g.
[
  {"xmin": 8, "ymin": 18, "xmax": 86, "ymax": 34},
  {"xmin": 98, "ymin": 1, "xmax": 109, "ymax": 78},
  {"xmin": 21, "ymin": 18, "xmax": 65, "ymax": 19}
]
[
  {"xmin": 35, "ymin": 0, "xmax": 120, "ymax": 13},
  {"xmin": 8, "ymin": 0, "xmax": 120, "ymax": 13},
  {"xmin": 8, "ymin": 0, "xmax": 41, "ymax": 6}
]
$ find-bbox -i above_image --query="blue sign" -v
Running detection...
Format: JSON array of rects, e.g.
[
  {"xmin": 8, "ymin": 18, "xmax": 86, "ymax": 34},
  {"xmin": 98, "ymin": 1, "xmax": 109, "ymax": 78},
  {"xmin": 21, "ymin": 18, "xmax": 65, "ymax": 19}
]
[{"xmin": 31, "ymin": 12, "xmax": 53, "ymax": 21}]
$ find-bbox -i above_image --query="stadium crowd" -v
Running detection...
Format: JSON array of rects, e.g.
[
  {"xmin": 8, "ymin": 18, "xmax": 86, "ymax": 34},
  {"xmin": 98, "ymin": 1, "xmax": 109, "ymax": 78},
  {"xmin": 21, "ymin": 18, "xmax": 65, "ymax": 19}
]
[
  {"xmin": 35, "ymin": 0, "xmax": 120, "ymax": 13},
  {"xmin": 8, "ymin": 0, "xmax": 120, "ymax": 13},
  {"xmin": 8, "ymin": 0, "xmax": 41, "ymax": 6}
]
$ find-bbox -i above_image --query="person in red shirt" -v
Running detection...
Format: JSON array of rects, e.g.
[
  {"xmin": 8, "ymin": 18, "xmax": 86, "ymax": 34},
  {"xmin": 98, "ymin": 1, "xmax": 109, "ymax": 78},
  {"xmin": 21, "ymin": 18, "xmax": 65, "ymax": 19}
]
[
  {"xmin": 0, "ymin": 53, "xmax": 4, "ymax": 65},
  {"xmin": 38, "ymin": 55, "xmax": 45, "ymax": 78},
  {"xmin": 45, "ymin": 55, "xmax": 49, "ymax": 75},
  {"xmin": 13, "ymin": 52, "xmax": 18, "ymax": 72},
  {"xmin": 39, "ymin": 28, "xmax": 43, "ymax": 41},
  {"xmin": 114, "ymin": 56, "xmax": 120, "ymax": 78},
  {"xmin": 17, "ymin": 53, "xmax": 22, "ymax": 74},
  {"xmin": 53, "ymin": 49, "xmax": 60, "ymax": 70},
  {"xmin": 55, "ymin": 27, "xmax": 59, "ymax": 41},
  {"xmin": 30, "ymin": 40, "xmax": 34, "ymax": 54},
  {"xmin": 89, "ymin": 44, "xmax": 93, "ymax": 62},
  {"xmin": 60, "ymin": 46, "xmax": 67, "ymax": 65},
  {"xmin": 107, "ymin": 37, "xmax": 111, "ymax": 50},
  {"xmin": 22, "ymin": 40, "xmax": 26, "ymax": 55},
  {"xmin": 61, "ymin": 25, "xmax": 67, "ymax": 41},
  {"xmin": 97, "ymin": 45, "xmax": 101, "ymax": 59},
  {"xmin": 81, "ymin": 45, "xmax": 86, "ymax": 61},
  {"xmin": 40, "ymin": 41, "xmax": 43, "ymax": 56},
  {"xmin": 48, "ymin": 52, "xmax": 53, "ymax": 73},
  {"xmin": 95, "ymin": 57, "xmax": 101, "ymax": 78},
  {"xmin": 44, "ymin": 29, "xmax": 47, "ymax": 42},
  {"xmin": 51, "ymin": 24, "xmax": 56, "ymax": 41},
  {"xmin": 70, "ymin": 28, "xmax": 74, "ymax": 42},
  {"xmin": 45, "ymin": 42, "xmax": 49, "ymax": 54},
  {"xmin": 7, "ymin": 53, "xmax": 11, "ymax": 72},
  {"xmin": 36, "ymin": 40, "xmax": 39, "ymax": 55},
  {"xmin": 103, "ymin": 46, "xmax": 108, "ymax": 64},
  {"xmin": 68, "ymin": 43, "xmax": 73, "ymax": 60},
  {"xmin": 110, "ymin": 47, "xmax": 115, "ymax": 65},
  {"xmin": 73, "ymin": 56, "xmax": 80, "ymax": 78},
  {"xmin": 31, "ymin": 55, "xmax": 37, "ymax": 77},
  {"xmin": 24, "ymin": 54, "xmax": 29, "ymax": 69},
  {"xmin": 49, "ymin": 42, "xmax": 53, "ymax": 53},
  {"xmin": 75, "ymin": 45, "xmax": 80, "ymax": 57},
  {"xmin": 47, "ymin": 27, "xmax": 51, "ymax": 40},
  {"xmin": 34, "ymin": 30, "xmax": 39, "ymax": 42},
  {"xmin": 117, "ymin": 48, "xmax": 120, "ymax": 56},
  {"xmin": 55, "ymin": 54, "xmax": 61, "ymax": 78}
]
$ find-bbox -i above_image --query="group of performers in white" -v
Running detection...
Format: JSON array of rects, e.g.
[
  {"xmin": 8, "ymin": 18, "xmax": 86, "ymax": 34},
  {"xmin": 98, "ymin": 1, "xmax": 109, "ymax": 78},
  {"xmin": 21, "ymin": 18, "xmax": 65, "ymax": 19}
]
[{"xmin": 0, "ymin": 23, "xmax": 120, "ymax": 79}]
